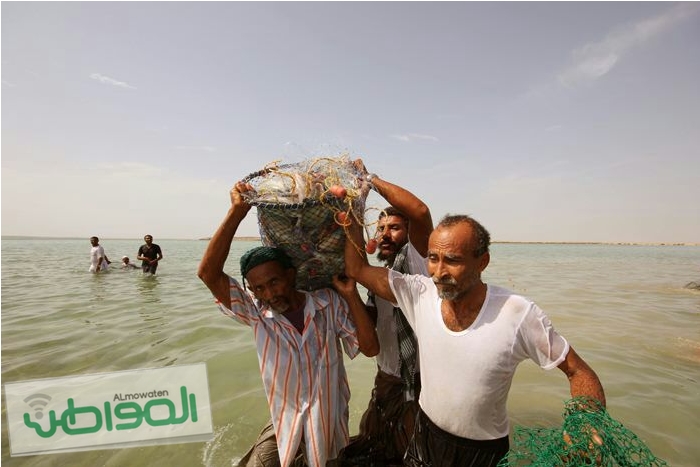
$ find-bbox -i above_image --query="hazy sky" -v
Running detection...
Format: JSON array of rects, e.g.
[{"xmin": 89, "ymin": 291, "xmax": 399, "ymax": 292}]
[{"xmin": 2, "ymin": 2, "xmax": 699, "ymax": 243}]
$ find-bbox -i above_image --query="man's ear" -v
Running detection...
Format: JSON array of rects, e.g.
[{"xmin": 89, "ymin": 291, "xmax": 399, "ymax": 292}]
[{"xmin": 479, "ymin": 252, "xmax": 490, "ymax": 272}]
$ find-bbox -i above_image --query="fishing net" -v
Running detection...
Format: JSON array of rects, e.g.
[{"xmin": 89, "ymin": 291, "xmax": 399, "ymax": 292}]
[
  {"xmin": 241, "ymin": 155, "xmax": 368, "ymax": 291},
  {"xmin": 497, "ymin": 397, "xmax": 667, "ymax": 467}
]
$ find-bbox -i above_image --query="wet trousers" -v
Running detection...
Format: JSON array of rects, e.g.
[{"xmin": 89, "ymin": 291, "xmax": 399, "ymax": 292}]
[
  {"xmin": 236, "ymin": 421, "xmax": 307, "ymax": 467},
  {"xmin": 338, "ymin": 370, "xmax": 421, "ymax": 466},
  {"xmin": 403, "ymin": 408, "xmax": 509, "ymax": 467}
]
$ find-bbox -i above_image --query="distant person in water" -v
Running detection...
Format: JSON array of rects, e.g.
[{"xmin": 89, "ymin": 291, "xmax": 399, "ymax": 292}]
[
  {"xmin": 89, "ymin": 236, "xmax": 111, "ymax": 273},
  {"xmin": 137, "ymin": 235, "xmax": 163, "ymax": 274},
  {"xmin": 121, "ymin": 256, "xmax": 138, "ymax": 269}
]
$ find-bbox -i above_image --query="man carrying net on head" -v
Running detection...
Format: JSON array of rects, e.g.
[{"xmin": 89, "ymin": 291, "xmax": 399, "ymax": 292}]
[{"xmin": 198, "ymin": 180, "xmax": 379, "ymax": 467}]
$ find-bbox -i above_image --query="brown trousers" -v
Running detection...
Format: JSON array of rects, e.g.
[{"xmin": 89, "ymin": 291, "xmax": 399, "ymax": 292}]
[{"xmin": 236, "ymin": 421, "xmax": 306, "ymax": 467}]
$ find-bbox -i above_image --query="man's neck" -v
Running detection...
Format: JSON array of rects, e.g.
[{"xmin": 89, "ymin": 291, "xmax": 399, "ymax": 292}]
[
  {"xmin": 441, "ymin": 282, "xmax": 487, "ymax": 332},
  {"xmin": 384, "ymin": 241, "xmax": 408, "ymax": 268},
  {"xmin": 283, "ymin": 292, "xmax": 306, "ymax": 334}
]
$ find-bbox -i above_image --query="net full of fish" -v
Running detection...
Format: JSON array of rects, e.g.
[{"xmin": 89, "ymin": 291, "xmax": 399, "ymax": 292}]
[{"xmin": 241, "ymin": 156, "xmax": 368, "ymax": 291}]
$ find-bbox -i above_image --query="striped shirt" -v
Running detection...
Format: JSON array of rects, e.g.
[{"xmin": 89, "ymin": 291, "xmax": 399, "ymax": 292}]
[{"xmin": 216, "ymin": 275, "xmax": 360, "ymax": 467}]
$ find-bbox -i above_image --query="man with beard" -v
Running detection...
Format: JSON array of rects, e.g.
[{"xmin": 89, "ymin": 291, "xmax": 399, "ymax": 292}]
[
  {"xmin": 339, "ymin": 172, "xmax": 433, "ymax": 467},
  {"xmin": 198, "ymin": 181, "xmax": 379, "ymax": 467},
  {"xmin": 343, "ymin": 213, "xmax": 606, "ymax": 467}
]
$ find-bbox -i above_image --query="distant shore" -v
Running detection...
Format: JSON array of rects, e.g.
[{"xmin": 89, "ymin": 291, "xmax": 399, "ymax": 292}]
[
  {"xmin": 0, "ymin": 235, "xmax": 262, "ymax": 242},
  {"xmin": 2, "ymin": 236, "xmax": 698, "ymax": 246},
  {"xmin": 493, "ymin": 241, "xmax": 700, "ymax": 246}
]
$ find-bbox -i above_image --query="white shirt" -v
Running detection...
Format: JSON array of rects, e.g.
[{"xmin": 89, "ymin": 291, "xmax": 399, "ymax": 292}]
[
  {"xmin": 388, "ymin": 274, "xmax": 569, "ymax": 440},
  {"xmin": 89, "ymin": 245, "xmax": 108, "ymax": 272}
]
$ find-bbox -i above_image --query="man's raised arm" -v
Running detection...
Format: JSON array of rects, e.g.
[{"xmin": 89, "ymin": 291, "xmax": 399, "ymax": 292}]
[
  {"xmin": 343, "ymin": 215, "xmax": 396, "ymax": 303},
  {"xmin": 368, "ymin": 173, "xmax": 433, "ymax": 256},
  {"xmin": 198, "ymin": 182, "xmax": 253, "ymax": 308}
]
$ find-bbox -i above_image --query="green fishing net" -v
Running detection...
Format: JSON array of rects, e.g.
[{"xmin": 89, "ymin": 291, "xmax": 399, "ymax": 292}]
[
  {"xmin": 241, "ymin": 156, "xmax": 367, "ymax": 291},
  {"xmin": 497, "ymin": 397, "xmax": 667, "ymax": 467}
]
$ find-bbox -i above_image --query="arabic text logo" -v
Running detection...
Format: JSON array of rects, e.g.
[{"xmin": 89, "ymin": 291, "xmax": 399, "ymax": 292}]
[{"xmin": 23, "ymin": 386, "xmax": 198, "ymax": 438}]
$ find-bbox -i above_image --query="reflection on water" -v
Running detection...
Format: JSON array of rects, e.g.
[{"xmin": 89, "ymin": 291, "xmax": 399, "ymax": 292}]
[
  {"xmin": 137, "ymin": 283, "xmax": 168, "ymax": 339},
  {"xmin": 88, "ymin": 272, "xmax": 110, "ymax": 303},
  {"xmin": 137, "ymin": 274, "xmax": 161, "ymax": 303}
]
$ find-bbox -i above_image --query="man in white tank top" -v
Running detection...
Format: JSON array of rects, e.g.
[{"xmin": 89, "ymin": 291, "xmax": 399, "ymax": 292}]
[{"xmin": 344, "ymin": 213, "xmax": 606, "ymax": 467}]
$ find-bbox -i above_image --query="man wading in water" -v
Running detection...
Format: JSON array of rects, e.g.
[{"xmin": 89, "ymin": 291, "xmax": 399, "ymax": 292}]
[
  {"xmin": 198, "ymin": 181, "xmax": 379, "ymax": 467},
  {"xmin": 339, "ymin": 166, "xmax": 433, "ymax": 467},
  {"xmin": 137, "ymin": 234, "xmax": 163, "ymax": 275}
]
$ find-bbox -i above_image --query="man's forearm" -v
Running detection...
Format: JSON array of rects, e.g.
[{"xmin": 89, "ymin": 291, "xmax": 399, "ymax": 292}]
[
  {"xmin": 199, "ymin": 207, "xmax": 246, "ymax": 279},
  {"xmin": 368, "ymin": 174, "xmax": 433, "ymax": 255},
  {"xmin": 344, "ymin": 289, "xmax": 379, "ymax": 357}
]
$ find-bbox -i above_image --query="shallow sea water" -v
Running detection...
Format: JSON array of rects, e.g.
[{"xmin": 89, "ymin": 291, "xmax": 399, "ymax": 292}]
[{"xmin": 2, "ymin": 239, "xmax": 699, "ymax": 466}]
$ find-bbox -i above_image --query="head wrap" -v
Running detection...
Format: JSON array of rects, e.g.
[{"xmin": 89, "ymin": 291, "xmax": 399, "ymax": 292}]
[{"xmin": 240, "ymin": 246, "xmax": 294, "ymax": 278}]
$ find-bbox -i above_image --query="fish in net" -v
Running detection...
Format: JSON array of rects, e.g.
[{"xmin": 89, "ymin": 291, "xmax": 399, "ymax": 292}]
[
  {"xmin": 497, "ymin": 396, "xmax": 667, "ymax": 467},
  {"xmin": 241, "ymin": 155, "xmax": 368, "ymax": 291}
]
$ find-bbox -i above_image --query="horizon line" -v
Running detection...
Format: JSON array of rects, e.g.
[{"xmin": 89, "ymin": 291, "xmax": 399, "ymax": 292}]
[{"xmin": 2, "ymin": 235, "xmax": 698, "ymax": 246}]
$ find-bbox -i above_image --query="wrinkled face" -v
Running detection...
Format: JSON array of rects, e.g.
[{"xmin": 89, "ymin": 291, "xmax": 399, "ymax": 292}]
[
  {"xmin": 375, "ymin": 215, "xmax": 409, "ymax": 264},
  {"xmin": 245, "ymin": 261, "xmax": 297, "ymax": 313},
  {"xmin": 90, "ymin": 237, "xmax": 99, "ymax": 247},
  {"xmin": 427, "ymin": 224, "xmax": 489, "ymax": 301}
]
